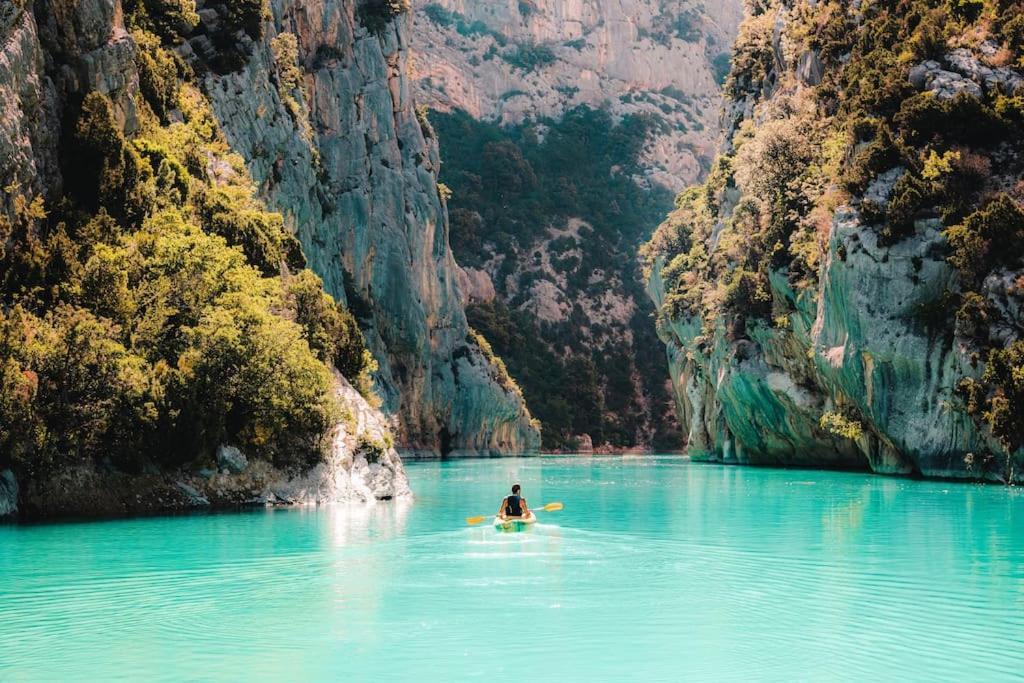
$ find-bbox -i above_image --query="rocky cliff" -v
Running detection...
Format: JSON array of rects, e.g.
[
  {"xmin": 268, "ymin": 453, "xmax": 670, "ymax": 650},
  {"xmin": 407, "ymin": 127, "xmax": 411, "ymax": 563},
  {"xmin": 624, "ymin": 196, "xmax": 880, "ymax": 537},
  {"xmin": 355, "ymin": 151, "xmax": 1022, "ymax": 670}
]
[
  {"xmin": 0, "ymin": 0, "xmax": 421, "ymax": 518},
  {"xmin": 0, "ymin": 0, "xmax": 539, "ymax": 496},
  {"xmin": 409, "ymin": 0, "xmax": 742, "ymax": 450},
  {"xmin": 199, "ymin": 0, "xmax": 539, "ymax": 456},
  {"xmin": 413, "ymin": 0, "xmax": 743, "ymax": 191},
  {"xmin": 643, "ymin": 0, "xmax": 1024, "ymax": 482},
  {"xmin": 0, "ymin": 0, "xmax": 542, "ymax": 518}
]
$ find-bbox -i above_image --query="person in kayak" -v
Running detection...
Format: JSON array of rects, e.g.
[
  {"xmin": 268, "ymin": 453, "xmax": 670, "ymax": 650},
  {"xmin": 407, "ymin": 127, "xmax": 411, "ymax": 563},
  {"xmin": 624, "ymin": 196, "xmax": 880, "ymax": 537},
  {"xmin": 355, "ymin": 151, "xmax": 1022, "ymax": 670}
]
[{"xmin": 498, "ymin": 484, "xmax": 530, "ymax": 520}]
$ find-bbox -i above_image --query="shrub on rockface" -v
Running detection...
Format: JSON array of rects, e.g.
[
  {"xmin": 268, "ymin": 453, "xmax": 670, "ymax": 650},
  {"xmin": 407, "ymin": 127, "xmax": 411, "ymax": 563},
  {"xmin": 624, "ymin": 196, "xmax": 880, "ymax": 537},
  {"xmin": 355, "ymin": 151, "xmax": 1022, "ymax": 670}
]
[
  {"xmin": 895, "ymin": 93, "xmax": 1009, "ymax": 149},
  {"xmin": 0, "ymin": 81, "xmax": 378, "ymax": 478},
  {"xmin": 945, "ymin": 194, "xmax": 1024, "ymax": 288},
  {"xmin": 287, "ymin": 270, "xmax": 379, "ymax": 402},
  {"xmin": 124, "ymin": 0, "xmax": 199, "ymax": 43},
  {"xmin": 199, "ymin": 186, "xmax": 306, "ymax": 276},
  {"xmin": 134, "ymin": 30, "xmax": 183, "ymax": 121},
  {"xmin": 69, "ymin": 93, "xmax": 155, "ymax": 228},
  {"xmin": 226, "ymin": 0, "xmax": 269, "ymax": 36},
  {"xmin": 357, "ymin": 0, "xmax": 411, "ymax": 35},
  {"xmin": 958, "ymin": 340, "xmax": 1024, "ymax": 465},
  {"xmin": 167, "ymin": 281, "xmax": 339, "ymax": 470}
]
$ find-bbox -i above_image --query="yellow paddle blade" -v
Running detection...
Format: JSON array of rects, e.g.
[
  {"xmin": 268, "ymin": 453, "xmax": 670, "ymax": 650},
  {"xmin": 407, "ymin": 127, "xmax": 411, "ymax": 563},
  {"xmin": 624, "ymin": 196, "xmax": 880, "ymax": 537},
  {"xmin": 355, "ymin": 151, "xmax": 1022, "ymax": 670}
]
[
  {"xmin": 466, "ymin": 516, "xmax": 488, "ymax": 525},
  {"xmin": 539, "ymin": 502, "xmax": 563, "ymax": 512}
]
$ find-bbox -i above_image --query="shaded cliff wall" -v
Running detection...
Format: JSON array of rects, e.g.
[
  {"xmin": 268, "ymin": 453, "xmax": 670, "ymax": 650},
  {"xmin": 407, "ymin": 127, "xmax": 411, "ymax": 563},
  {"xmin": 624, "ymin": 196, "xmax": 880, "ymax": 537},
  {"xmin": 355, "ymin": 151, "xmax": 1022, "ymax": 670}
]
[{"xmin": 194, "ymin": 0, "xmax": 540, "ymax": 455}]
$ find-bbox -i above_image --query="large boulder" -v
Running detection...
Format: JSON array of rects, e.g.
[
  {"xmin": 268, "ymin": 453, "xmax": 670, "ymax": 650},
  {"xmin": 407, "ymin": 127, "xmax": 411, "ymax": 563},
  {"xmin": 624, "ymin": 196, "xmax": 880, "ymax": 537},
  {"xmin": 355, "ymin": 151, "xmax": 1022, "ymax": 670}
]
[{"xmin": 216, "ymin": 445, "xmax": 248, "ymax": 474}]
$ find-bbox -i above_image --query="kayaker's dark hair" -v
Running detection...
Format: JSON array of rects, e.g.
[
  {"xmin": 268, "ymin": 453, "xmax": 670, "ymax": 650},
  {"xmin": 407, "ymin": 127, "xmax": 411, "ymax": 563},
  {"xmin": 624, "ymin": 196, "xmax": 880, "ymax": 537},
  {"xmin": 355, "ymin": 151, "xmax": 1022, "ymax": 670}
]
[{"xmin": 512, "ymin": 484, "xmax": 520, "ymax": 494}]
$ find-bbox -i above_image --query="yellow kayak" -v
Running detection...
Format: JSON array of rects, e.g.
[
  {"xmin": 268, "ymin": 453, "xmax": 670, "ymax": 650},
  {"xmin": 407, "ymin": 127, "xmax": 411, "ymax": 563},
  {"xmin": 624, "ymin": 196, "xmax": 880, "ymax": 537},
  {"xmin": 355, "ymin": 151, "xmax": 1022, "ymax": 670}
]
[{"xmin": 494, "ymin": 512, "xmax": 536, "ymax": 531}]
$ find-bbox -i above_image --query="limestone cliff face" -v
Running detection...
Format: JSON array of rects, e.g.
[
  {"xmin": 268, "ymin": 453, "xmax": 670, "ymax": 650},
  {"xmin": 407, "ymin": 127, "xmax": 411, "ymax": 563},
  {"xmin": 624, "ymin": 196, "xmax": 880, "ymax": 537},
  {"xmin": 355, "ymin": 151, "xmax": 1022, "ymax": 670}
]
[
  {"xmin": 0, "ymin": 0, "xmax": 419, "ymax": 517},
  {"xmin": 0, "ymin": 0, "xmax": 136, "ymax": 208},
  {"xmin": 198, "ymin": 0, "xmax": 539, "ymax": 456},
  {"xmin": 644, "ymin": 1, "xmax": 1024, "ymax": 482},
  {"xmin": 407, "ymin": 0, "xmax": 741, "ymax": 450},
  {"xmin": 0, "ymin": 0, "xmax": 537, "ymax": 523},
  {"xmin": 413, "ymin": 0, "xmax": 743, "ymax": 190}
]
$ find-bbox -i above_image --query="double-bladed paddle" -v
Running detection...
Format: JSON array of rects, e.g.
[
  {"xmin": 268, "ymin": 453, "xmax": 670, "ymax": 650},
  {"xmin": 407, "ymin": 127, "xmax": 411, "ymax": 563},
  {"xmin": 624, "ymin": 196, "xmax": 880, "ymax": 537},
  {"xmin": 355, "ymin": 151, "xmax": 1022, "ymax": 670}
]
[{"xmin": 466, "ymin": 502, "xmax": 564, "ymax": 525}]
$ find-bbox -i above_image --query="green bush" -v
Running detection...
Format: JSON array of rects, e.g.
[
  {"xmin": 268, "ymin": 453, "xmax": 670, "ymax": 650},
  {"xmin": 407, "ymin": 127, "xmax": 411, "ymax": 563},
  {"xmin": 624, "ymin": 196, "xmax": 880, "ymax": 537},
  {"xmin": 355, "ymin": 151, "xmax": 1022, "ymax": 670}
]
[
  {"xmin": 125, "ymin": 0, "xmax": 199, "ymax": 42},
  {"xmin": 895, "ymin": 93, "xmax": 1009, "ymax": 149},
  {"xmin": 502, "ymin": 43, "xmax": 556, "ymax": 71},
  {"xmin": 999, "ymin": 9, "xmax": 1024, "ymax": 56},
  {"xmin": 423, "ymin": 4, "xmax": 454, "ymax": 26},
  {"xmin": 959, "ymin": 341, "xmax": 1024, "ymax": 457},
  {"xmin": 69, "ymin": 93, "xmax": 155, "ymax": 228},
  {"xmin": 0, "ymin": 305, "xmax": 155, "ymax": 476},
  {"xmin": 954, "ymin": 291, "xmax": 990, "ymax": 342},
  {"xmin": 134, "ymin": 30, "xmax": 183, "ymax": 120},
  {"xmin": 287, "ymin": 270, "xmax": 378, "ymax": 400},
  {"xmin": 820, "ymin": 411, "xmax": 864, "ymax": 440},
  {"xmin": 168, "ymin": 287, "xmax": 338, "ymax": 470},
  {"xmin": 945, "ymin": 194, "xmax": 1024, "ymax": 288},
  {"xmin": 712, "ymin": 52, "xmax": 732, "ymax": 86},
  {"xmin": 199, "ymin": 186, "xmax": 305, "ymax": 276},
  {"xmin": 357, "ymin": 0, "xmax": 411, "ymax": 35},
  {"xmin": 881, "ymin": 172, "xmax": 932, "ymax": 243},
  {"xmin": 842, "ymin": 128, "xmax": 900, "ymax": 194},
  {"xmin": 723, "ymin": 268, "xmax": 771, "ymax": 322},
  {"xmin": 222, "ymin": 0, "xmax": 270, "ymax": 40}
]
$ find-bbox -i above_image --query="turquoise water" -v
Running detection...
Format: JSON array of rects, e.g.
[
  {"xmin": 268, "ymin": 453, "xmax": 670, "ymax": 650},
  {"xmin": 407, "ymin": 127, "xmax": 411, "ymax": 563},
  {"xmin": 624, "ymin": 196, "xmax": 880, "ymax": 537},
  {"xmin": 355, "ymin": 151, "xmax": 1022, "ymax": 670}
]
[{"xmin": 2, "ymin": 456, "xmax": 1024, "ymax": 681}]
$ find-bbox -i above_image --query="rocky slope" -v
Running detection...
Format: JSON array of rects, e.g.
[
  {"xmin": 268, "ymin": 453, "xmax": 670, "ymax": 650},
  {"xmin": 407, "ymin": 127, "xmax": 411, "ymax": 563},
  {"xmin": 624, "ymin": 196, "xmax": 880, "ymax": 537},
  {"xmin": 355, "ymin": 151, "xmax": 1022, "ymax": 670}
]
[
  {"xmin": 643, "ymin": 0, "xmax": 1024, "ymax": 481},
  {"xmin": 201, "ymin": 0, "xmax": 539, "ymax": 456},
  {"xmin": 412, "ymin": 0, "xmax": 743, "ymax": 191},
  {"xmin": 409, "ymin": 0, "xmax": 742, "ymax": 450},
  {"xmin": 5, "ymin": 374, "xmax": 411, "ymax": 519}
]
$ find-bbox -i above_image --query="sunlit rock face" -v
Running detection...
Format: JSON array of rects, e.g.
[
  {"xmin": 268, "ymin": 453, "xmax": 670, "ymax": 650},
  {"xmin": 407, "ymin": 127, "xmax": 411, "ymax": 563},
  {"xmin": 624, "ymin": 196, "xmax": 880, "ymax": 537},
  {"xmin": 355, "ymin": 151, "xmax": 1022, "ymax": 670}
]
[
  {"xmin": 199, "ymin": 0, "xmax": 540, "ymax": 456},
  {"xmin": 412, "ymin": 0, "xmax": 744, "ymax": 191},
  {"xmin": 643, "ymin": 2, "xmax": 1024, "ymax": 482}
]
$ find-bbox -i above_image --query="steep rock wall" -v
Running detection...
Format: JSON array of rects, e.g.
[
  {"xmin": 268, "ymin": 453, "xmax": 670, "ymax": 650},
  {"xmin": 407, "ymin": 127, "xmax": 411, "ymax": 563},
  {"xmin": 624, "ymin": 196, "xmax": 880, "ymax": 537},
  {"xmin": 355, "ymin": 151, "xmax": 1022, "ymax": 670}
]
[
  {"xmin": 412, "ymin": 0, "xmax": 744, "ymax": 190},
  {"xmin": 198, "ymin": 0, "xmax": 539, "ymax": 456},
  {"xmin": 644, "ymin": 0, "xmax": 1024, "ymax": 482},
  {"xmin": 406, "ymin": 0, "xmax": 742, "ymax": 450}
]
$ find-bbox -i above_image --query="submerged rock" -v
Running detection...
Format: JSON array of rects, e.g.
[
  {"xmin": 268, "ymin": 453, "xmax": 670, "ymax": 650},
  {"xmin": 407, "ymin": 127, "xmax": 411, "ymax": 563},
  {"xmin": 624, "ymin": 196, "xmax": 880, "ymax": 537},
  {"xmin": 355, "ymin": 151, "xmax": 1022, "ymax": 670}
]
[{"xmin": 175, "ymin": 481, "xmax": 210, "ymax": 507}]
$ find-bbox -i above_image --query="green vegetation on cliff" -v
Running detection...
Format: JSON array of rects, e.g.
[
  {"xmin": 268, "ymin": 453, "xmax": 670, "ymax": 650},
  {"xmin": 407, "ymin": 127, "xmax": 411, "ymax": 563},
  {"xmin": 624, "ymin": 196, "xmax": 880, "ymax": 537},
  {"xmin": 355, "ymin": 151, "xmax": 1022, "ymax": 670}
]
[
  {"xmin": 433, "ymin": 107, "xmax": 679, "ymax": 450},
  {"xmin": 643, "ymin": 0, "xmax": 1024, "ymax": 478},
  {"xmin": 0, "ymin": 19, "xmax": 376, "ymax": 481}
]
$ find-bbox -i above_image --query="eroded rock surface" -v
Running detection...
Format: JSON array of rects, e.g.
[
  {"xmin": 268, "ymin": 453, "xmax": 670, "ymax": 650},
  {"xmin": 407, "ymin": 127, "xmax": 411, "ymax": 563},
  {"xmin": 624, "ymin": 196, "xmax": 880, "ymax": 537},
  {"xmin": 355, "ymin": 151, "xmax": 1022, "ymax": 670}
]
[
  {"xmin": 412, "ymin": 0, "xmax": 743, "ymax": 191},
  {"xmin": 644, "ymin": 2, "xmax": 1024, "ymax": 482},
  {"xmin": 201, "ymin": 0, "xmax": 539, "ymax": 456}
]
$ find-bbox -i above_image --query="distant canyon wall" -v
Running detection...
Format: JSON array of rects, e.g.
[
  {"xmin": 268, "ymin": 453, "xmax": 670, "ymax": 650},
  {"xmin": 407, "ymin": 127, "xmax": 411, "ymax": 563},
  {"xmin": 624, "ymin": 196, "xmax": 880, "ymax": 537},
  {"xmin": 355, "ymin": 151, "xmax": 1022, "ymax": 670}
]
[
  {"xmin": 408, "ymin": 0, "xmax": 743, "ymax": 450},
  {"xmin": 412, "ymin": 0, "xmax": 743, "ymax": 191}
]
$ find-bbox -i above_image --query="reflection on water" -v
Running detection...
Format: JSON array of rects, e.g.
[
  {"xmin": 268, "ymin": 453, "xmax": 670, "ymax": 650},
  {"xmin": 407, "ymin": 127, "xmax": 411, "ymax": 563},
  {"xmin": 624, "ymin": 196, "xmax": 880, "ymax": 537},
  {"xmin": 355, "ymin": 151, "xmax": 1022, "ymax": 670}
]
[
  {"xmin": 324, "ymin": 497, "xmax": 411, "ymax": 548},
  {"xmin": 1, "ymin": 456, "xmax": 1023, "ymax": 680}
]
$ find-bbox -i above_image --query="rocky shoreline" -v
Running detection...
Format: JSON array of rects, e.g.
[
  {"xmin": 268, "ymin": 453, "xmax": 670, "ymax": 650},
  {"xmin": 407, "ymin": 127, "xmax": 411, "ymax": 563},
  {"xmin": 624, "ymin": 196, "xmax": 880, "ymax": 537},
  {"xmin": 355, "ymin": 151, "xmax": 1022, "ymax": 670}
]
[{"xmin": 1, "ymin": 376, "xmax": 411, "ymax": 522}]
